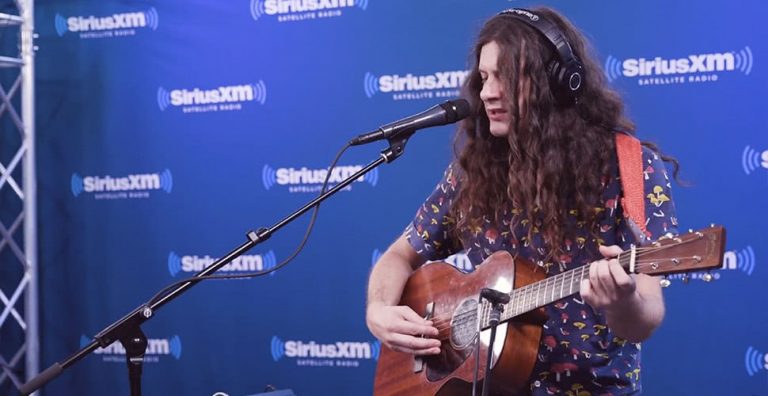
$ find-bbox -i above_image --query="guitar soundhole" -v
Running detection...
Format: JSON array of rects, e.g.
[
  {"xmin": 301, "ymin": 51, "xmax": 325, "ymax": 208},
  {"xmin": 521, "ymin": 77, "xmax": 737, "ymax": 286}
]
[
  {"xmin": 450, "ymin": 298, "xmax": 478, "ymax": 349},
  {"xmin": 425, "ymin": 298, "xmax": 479, "ymax": 382}
]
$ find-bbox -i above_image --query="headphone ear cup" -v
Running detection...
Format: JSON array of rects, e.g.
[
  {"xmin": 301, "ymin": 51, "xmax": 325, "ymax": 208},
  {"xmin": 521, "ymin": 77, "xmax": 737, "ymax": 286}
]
[
  {"xmin": 545, "ymin": 59, "xmax": 568, "ymax": 99},
  {"xmin": 563, "ymin": 60, "xmax": 584, "ymax": 98},
  {"xmin": 546, "ymin": 58, "xmax": 584, "ymax": 103}
]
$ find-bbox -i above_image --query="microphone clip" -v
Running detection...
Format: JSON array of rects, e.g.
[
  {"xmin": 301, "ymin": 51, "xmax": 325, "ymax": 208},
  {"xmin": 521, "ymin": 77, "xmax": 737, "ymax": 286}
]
[{"xmin": 380, "ymin": 129, "xmax": 414, "ymax": 163}]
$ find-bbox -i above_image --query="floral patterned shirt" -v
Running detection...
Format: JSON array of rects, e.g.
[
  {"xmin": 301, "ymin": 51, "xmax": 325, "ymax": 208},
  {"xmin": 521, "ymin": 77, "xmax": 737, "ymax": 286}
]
[{"xmin": 405, "ymin": 146, "xmax": 677, "ymax": 395}]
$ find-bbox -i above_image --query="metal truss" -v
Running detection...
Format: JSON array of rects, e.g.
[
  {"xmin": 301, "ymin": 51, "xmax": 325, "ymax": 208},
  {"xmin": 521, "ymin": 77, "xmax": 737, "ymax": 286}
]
[{"xmin": 0, "ymin": 0, "xmax": 37, "ymax": 394}]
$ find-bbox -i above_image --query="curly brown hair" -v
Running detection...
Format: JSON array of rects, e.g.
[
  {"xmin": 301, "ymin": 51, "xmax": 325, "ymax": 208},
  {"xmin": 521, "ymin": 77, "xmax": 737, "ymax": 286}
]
[{"xmin": 452, "ymin": 7, "xmax": 640, "ymax": 255}]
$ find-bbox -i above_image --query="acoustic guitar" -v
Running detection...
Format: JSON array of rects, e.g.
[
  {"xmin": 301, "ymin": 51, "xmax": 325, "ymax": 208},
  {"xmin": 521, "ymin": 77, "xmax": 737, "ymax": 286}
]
[{"xmin": 373, "ymin": 226, "xmax": 726, "ymax": 395}]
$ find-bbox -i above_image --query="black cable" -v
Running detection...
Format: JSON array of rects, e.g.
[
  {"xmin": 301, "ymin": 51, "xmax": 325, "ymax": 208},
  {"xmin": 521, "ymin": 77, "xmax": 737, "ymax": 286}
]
[{"xmin": 146, "ymin": 141, "xmax": 352, "ymax": 307}]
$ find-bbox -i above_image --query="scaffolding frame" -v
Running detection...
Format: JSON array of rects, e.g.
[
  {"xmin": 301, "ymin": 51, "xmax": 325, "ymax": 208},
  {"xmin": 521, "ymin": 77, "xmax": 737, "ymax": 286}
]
[{"xmin": 0, "ymin": 0, "xmax": 37, "ymax": 393}]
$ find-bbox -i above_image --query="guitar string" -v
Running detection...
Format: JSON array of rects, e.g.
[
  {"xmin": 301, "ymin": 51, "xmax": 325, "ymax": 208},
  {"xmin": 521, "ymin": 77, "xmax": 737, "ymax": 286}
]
[
  {"xmin": 424, "ymin": 250, "xmax": 713, "ymax": 334},
  {"xmin": 428, "ymin": 256, "xmax": 709, "ymax": 334},
  {"xmin": 428, "ymin": 266, "xmax": 591, "ymax": 335},
  {"xmin": 415, "ymin": 236, "xmax": 711, "ymax": 333}
]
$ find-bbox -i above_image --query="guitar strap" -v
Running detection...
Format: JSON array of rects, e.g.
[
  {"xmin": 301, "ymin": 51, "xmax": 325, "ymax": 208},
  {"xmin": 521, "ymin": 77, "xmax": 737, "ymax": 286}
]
[{"xmin": 615, "ymin": 132, "xmax": 650, "ymax": 241}]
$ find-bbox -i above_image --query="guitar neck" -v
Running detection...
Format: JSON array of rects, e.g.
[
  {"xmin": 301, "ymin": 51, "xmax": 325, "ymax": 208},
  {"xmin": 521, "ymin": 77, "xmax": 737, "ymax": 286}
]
[
  {"xmin": 479, "ymin": 264, "xmax": 590, "ymax": 330},
  {"xmin": 476, "ymin": 226, "xmax": 725, "ymax": 330}
]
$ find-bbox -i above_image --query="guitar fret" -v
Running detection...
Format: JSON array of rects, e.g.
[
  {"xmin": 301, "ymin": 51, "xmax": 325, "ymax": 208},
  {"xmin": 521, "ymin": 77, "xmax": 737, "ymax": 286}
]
[
  {"xmin": 523, "ymin": 285, "xmax": 529, "ymax": 313},
  {"xmin": 559, "ymin": 271, "xmax": 565, "ymax": 299},
  {"xmin": 528, "ymin": 282, "xmax": 533, "ymax": 310},
  {"xmin": 545, "ymin": 278, "xmax": 555, "ymax": 304},
  {"xmin": 550, "ymin": 275, "xmax": 555, "ymax": 303},
  {"xmin": 514, "ymin": 288, "xmax": 520, "ymax": 318},
  {"xmin": 513, "ymin": 289, "xmax": 520, "ymax": 317}
]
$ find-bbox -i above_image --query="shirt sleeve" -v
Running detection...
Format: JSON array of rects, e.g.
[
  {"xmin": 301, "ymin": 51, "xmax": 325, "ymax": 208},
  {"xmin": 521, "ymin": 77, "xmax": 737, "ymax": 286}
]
[{"xmin": 405, "ymin": 163, "xmax": 462, "ymax": 261}]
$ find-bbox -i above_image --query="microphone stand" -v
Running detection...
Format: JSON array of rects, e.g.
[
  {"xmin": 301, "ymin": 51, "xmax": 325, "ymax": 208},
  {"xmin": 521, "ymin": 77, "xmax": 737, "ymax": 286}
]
[
  {"xmin": 20, "ymin": 133, "xmax": 415, "ymax": 396},
  {"xmin": 478, "ymin": 288, "xmax": 510, "ymax": 396}
]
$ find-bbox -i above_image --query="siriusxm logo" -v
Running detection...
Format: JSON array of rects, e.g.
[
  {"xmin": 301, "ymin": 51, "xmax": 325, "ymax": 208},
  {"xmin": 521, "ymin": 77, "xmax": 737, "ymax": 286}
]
[
  {"xmin": 723, "ymin": 246, "xmax": 756, "ymax": 276},
  {"xmin": 745, "ymin": 346, "xmax": 768, "ymax": 376},
  {"xmin": 157, "ymin": 81, "xmax": 266, "ymax": 114},
  {"xmin": 251, "ymin": 0, "xmax": 368, "ymax": 23},
  {"xmin": 80, "ymin": 334, "xmax": 182, "ymax": 363},
  {"xmin": 168, "ymin": 250, "xmax": 277, "ymax": 277},
  {"xmin": 364, "ymin": 70, "xmax": 469, "ymax": 101},
  {"xmin": 71, "ymin": 169, "xmax": 172, "ymax": 200},
  {"xmin": 262, "ymin": 164, "xmax": 378, "ymax": 193},
  {"xmin": 55, "ymin": 7, "xmax": 158, "ymax": 38},
  {"xmin": 271, "ymin": 336, "xmax": 380, "ymax": 367},
  {"xmin": 605, "ymin": 46, "xmax": 753, "ymax": 86},
  {"xmin": 742, "ymin": 145, "xmax": 768, "ymax": 176}
]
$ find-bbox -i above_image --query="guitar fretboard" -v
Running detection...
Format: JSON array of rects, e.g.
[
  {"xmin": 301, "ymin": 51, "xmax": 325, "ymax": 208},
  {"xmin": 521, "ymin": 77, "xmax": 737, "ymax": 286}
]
[{"xmin": 478, "ymin": 264, "xmax": 592, "ymax": 331}]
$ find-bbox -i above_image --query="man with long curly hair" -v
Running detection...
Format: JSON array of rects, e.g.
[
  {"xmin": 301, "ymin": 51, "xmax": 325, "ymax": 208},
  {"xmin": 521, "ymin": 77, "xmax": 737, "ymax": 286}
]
[{"xmin": 367, "ymin": 7, "xmax": 678, "ymax": 395}]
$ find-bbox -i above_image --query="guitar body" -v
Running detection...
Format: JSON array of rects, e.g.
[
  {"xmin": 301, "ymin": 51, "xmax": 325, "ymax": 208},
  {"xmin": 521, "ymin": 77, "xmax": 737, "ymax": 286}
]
[{"xmin": 373, "ymin": 251, "xmax": 547, "ymax": 396}]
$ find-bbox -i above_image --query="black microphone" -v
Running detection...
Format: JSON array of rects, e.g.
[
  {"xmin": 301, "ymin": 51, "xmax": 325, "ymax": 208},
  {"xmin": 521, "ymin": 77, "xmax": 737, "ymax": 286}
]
[{"xmin": 349, "ymin": 99, "xmax": 470, "ymax": 146}]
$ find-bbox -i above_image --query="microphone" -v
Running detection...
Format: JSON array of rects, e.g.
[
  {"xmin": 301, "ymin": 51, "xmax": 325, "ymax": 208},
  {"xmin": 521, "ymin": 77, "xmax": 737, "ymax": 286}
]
[{"xmin": 349, "ymin": 99, "xmax": 470, "ymax": 146}]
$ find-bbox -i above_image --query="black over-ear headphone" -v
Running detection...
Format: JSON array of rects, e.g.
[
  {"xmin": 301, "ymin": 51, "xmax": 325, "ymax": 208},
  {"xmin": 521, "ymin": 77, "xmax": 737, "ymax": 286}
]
[{"xmin": 497, "ymin": 8, "xmax": 584, "ymax": 104}]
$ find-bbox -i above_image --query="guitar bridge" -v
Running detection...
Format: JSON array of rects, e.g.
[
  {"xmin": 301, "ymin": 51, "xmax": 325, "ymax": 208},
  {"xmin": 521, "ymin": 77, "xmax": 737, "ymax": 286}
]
[{"xmin": 413, "ymin": 302, "xmax": 434, "ymax": 373}]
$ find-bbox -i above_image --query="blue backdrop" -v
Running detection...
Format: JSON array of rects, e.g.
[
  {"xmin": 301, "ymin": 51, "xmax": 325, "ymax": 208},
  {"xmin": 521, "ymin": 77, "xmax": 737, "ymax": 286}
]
[{"xmin": 25, "ymin": 0, "xmax": 767, "ymax": 395}]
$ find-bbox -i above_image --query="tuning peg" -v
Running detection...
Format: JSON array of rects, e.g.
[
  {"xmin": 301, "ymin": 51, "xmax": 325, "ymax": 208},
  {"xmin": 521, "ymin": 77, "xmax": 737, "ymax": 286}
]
[
  {"xmin": 702, "ymin": 272, "xmax": 714, "ymax": 282},
  {"xmin": 660, "ymin": 277, "xmax": 671, "ymax": 288}
]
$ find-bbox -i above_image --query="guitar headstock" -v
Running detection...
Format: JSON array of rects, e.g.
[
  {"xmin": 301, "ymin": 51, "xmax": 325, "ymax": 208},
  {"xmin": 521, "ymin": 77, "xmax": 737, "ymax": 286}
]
[{"xmin": 629, "ymin": 225, "xmax": 726, "ymax": 277}]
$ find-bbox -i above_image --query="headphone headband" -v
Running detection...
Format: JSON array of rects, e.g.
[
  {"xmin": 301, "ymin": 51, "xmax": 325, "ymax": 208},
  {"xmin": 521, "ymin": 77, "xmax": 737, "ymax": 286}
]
[{"xmin": 497, "ymin": 8, "xmax": 584, "ymax": 102}]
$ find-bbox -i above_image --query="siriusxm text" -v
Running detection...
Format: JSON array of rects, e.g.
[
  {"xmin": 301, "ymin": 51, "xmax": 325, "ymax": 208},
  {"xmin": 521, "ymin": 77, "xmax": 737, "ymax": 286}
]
[
  {"xmin": 170, "ymin": 85, "xmax": 254, "ymax": 106},
  {"xmin": 95, "ymin": 339, "xmax": 171, "ymax": 355},
  {"xmin": 181, "ymin": 255, "xmax": 264, "ymax": 273},
  {"xmin": 67, "ymin": 13, "xmax": 146, "ymax": 32},
  {"xmin": 264, "ymin": 0, "xmax": 355, "ymax": 14},
  {"xmin": 379, "ymin": 71, "xmax": 468, "ymax": 92},
  {"xmin": 623, "ymin": 52, "xmax": 735, "ymax": 77},
  {"xmin": 284, "ymin": 341, "xmax": 373, "ymax": 359},
  {"xmin": 276, "ymin": 166, "xmax": 364, "ymax": 185},
  {"xmin": 83, "ymin": 174, "xmax": 160, "ymax": 192}
]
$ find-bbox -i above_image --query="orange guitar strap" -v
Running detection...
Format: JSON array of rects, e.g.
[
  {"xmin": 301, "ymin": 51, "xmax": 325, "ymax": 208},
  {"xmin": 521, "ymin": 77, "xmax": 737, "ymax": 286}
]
[{"xmin": 615, "ymin": 132, "xmax": 650, "ymax": 239}]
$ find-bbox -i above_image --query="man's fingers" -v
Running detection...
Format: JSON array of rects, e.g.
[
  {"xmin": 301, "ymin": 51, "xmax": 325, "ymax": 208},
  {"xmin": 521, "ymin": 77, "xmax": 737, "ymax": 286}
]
[
  {"xmin": 599, "ymin": 244, "xmax": 623, "ymax": 259},
  {"xmin": 388, "ymin": 333, "xmax": 441, "ymax": 352},
  {"xmin": 580, "ymin": 278, "xmax": 595, "ymax": 306},
  {"xmin": 391, "ymin": 320, "xmax": 439, "ymax": 337},
  {"xmin": 595, "ymin": 260, "xmax": 616, "ymax": 299},
  {"xmin": 396, "ymin": 306, "xmax": 438, "ymax": 336},
  {"xmin": 608, "ymin": 260, "xmax": 635, "ymax": 294},
  {"xmin": 398, "ymin": 306, "xmax": 432, "ymax": 325},
  {"xmin": 588, "ymin": 261, "xmax": 607, "ymax": 299}
]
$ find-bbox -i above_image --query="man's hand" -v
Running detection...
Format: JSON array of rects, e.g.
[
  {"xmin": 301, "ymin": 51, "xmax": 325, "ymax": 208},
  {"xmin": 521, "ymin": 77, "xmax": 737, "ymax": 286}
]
[
  {"xmin": 580, "ymin": 245, "xmax": 639, "ymax": 313},
  {"xmin": 366, "ymin": 304, "xmax": 441, "ymax": 355}
]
